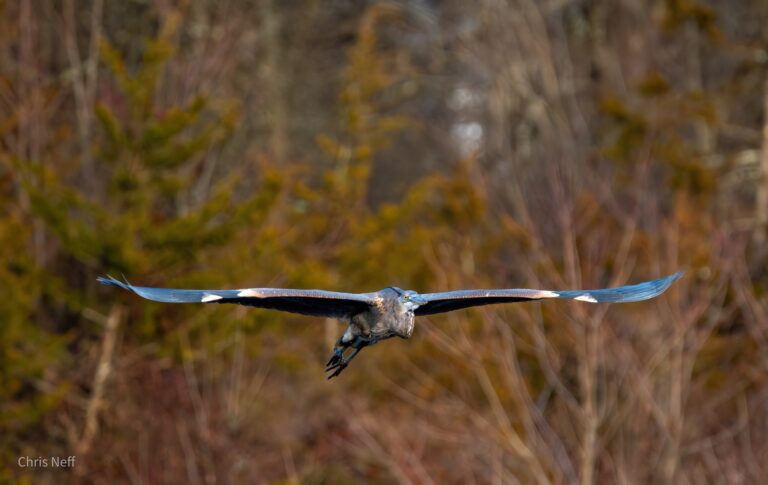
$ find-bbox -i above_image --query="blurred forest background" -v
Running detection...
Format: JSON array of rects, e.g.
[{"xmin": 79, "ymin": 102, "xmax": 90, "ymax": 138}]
[{"xmin": 3, "ymin": 0, "xmax": 768, "ymax": 483}]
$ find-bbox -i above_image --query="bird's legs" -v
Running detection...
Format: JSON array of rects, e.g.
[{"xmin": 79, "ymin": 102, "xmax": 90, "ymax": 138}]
[{"xmin": 325, "ymin": 335, "xmax": 375, "ymax": 379}]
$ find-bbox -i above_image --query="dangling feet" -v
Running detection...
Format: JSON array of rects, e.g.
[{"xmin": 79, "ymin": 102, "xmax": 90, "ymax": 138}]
[
  {"xmin": 325, "ymin": 346, "xmax": 345, "ymax": 370},
  {"xmin": 325, "ymin": 347, "xmax": 361, "ymax": 379},
  {"xmin": 325, "ymin": 335, "xmax": 375, "ymax": 379}
]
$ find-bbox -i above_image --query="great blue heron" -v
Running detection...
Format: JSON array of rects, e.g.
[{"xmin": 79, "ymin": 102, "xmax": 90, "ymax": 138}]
[{"xmin": 98, "ymin": 272, "xmax": 682, "ymax": 378}]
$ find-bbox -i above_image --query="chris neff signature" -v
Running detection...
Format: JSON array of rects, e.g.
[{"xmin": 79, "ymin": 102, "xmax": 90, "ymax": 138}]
[{"xmin": 18, "ymin": 456, "xmax": 76, "ymax": 468}]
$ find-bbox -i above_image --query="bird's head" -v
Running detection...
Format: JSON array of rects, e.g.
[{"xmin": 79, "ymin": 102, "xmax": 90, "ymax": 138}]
[{"xmin": 392, "ymin": 288, "xmax": 428, "ymax": 313}]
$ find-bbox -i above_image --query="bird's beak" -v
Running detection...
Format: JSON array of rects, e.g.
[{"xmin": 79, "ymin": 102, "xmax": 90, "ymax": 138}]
[{"xmin": 412, "ymin": 295, "xmax": 429, "ymax": 305}]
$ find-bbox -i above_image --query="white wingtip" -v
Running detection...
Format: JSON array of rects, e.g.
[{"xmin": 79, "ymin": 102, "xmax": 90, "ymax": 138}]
[
  {"xmin": 574, "ymin": 294, "xmax": 598, "ymax": 303},
  {"xmin": 201, "ymin": 294, "xmax": 223, "ymax": 302}
]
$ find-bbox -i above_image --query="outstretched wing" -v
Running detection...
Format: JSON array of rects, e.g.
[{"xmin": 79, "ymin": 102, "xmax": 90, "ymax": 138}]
[
  {"xmin": 415, "ymin": 272, "xmax": 682, "ymax": 316},
  {"xmin": 97, "ymin": 276, "xmax": 376, "ymax": 318}
]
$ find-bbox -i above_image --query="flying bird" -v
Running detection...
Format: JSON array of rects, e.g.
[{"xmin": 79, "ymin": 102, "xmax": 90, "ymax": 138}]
[{"xmin": 98, "ymin": 272, "xmax": 682, "ymax": 378}]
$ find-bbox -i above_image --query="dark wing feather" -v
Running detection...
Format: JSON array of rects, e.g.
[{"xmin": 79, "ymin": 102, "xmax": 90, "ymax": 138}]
[
  {"xmin": 97, "ymin": 276, "xmax": 375, "ymax": 318},
  {"xmin": 416, "ymin": 296, "xmax": 538, "ymax": 316},
  {"xmin": 416, "ymin": 272, "xmax": 682, "ymax": 316},
  {"xmin": 554, "ymin": 272, "xmax": 683, "ymax": 303}
]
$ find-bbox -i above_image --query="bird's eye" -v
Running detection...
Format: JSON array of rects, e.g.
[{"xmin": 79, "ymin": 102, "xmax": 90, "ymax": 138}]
[{"xmin": 403, "ymin": 295, "xmax": 410, "ymax": 301}]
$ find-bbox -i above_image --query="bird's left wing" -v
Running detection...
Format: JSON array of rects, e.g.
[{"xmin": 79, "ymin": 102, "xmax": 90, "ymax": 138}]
[
  {"xmin": 97, "ymin": 276, "xmax": 376, "ymax": 318},
  {"xmin": 415, "ymin": 272, "xmax": 682, "ymax": 316}
]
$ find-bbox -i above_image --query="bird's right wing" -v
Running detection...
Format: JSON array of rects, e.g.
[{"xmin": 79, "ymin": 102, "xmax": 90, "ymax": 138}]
[
  {"xmin": 416, "ymin": 272, "xmax": 682, "ymax": 316},
  {"xmin": 97, "ymin": 276, "xmax": 376, "ymax": 318}
]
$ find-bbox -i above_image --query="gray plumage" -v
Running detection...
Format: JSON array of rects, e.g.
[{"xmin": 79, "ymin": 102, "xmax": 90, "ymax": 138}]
[{"xmin": 98, "ymin": 272, "xmax": 682, "ymax": 378}]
